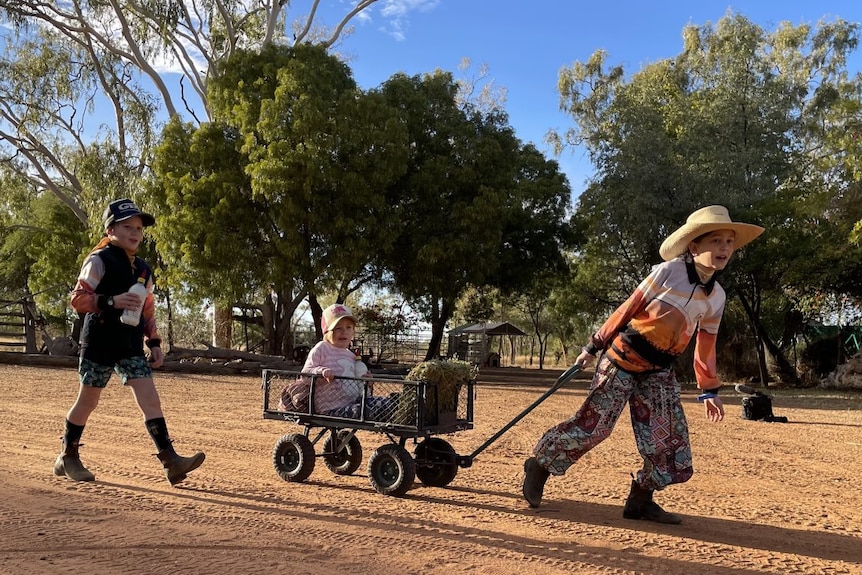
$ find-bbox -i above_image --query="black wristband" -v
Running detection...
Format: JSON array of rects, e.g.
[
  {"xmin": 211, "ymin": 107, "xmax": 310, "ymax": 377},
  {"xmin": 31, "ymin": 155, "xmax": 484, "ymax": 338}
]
[
  {"xmin": 97, "ymin": 294, "xmax": 109, "ymax": 310},
  {"xmin": 584, "ymin": 341, "xmax": 600, "ymax": 356},
  {"xmin": 145, "ymin": 338, "xmax": 161, "ymax": 350}
]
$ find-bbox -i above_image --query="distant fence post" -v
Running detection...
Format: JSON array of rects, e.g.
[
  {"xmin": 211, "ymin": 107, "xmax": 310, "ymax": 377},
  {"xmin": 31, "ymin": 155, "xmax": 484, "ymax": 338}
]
[{"xmin": 22, "ymin": 298, "xmax": 39, "ymax": 353}]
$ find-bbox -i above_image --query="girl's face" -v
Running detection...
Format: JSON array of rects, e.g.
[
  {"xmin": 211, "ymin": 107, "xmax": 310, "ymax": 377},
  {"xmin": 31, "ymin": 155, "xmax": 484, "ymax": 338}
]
[
  {"xmin": 108, "ymin": 216, "xmax": 145, "ymax": 252},
  {"xmin": 689, "ymin": 229, "xmax": 736, "ymax": 272},
  {"xmin": 325, "ymin": 320, "xmax": 356, "ymax": 349}
]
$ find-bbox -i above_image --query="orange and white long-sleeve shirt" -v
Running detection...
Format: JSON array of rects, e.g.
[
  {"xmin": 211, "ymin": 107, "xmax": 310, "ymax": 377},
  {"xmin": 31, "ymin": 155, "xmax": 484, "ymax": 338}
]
[{"xmin": 587, "ymin": 259, "xmax": 724, "ymax": 390}]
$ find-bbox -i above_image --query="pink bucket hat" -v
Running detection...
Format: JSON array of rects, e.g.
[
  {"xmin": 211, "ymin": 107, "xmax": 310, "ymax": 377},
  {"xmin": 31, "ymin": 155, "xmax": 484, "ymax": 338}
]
[{"xmin": 321, "ymin": 304, "xmax": 357, "ymax": 333}]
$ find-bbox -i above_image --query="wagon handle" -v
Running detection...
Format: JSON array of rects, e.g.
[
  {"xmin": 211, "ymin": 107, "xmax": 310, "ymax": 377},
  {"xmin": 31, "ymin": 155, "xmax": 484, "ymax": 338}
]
[{"xmin": 457, "ymin": 363, "xmax": 583, "ymax": 468}]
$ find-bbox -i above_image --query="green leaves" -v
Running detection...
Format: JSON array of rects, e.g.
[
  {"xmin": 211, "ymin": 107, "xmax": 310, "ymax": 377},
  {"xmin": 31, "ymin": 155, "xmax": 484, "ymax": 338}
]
[
  {"xmin": 376, "ymin": 72, "xmax": 573, "ymax": 356},
  {"xmin": 555, "ymin": 12, "xmax": 862, "ymax": 379}
]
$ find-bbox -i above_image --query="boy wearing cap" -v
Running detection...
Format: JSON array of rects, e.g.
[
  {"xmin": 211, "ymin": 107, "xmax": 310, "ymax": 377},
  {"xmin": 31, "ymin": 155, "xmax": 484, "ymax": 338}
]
[
  {"xmin": 522, "ymin": 205, "xmax": 763, "ymax": 524},
  {"xmin": 302, "ymin": 303, "xmax": 370, "ymax": 416},
  {"xmin": 54, "ymin": 199, "xmax": 205, "ymax": 486}
]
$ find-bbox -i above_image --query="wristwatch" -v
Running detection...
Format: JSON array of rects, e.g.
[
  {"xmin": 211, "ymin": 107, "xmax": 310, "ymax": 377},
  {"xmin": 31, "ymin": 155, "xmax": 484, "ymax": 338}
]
[{"xmin": 107, "ymin": 296, "xmax": 114, "ymax": 308}]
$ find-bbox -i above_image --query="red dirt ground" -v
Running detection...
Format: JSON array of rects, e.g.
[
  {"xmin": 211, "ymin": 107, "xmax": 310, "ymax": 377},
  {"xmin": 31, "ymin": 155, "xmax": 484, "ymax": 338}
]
[{"xmin": 1, "ymin": 363, "xmax": 861, "ymax": 575}]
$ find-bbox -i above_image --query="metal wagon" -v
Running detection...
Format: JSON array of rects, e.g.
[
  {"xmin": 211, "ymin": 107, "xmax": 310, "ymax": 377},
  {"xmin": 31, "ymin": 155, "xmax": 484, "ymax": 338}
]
[
  {"xmin": 261, "ymin": 364, "xmax": 582, "ymax": 497},
  {"xmin": 262, "ymin": 369, "xmax": 474, "ymax": 496}
]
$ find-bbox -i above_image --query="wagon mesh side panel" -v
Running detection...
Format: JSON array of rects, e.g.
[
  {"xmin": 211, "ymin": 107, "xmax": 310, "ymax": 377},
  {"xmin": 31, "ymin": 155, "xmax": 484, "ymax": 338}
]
[
  {"xmin": 262, "ymin": 369, "xmax": 420, "ymax": 427},
  {"xmin": 263, "ymin": 370, "xmax": 304, "ymax": 413}
]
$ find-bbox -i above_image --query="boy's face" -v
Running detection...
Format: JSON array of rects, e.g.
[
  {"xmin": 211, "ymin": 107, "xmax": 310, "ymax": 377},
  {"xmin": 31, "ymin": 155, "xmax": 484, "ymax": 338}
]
[
  {"xmin": 325, "ymin": 320, "xmax": 356, "ymax": 349},
  {"xmin": 690, "ymin": 229, "xmax": 736, "ymax": 272},
  {"xmin": 107, "ymin": 216, "xmax": 145, "ymax": 253}
]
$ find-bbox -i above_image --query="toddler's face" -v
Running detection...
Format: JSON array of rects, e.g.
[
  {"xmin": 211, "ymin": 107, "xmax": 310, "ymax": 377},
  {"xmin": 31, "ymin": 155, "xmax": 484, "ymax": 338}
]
[{"xmin": 325, "ymin": 320, "xmax": 356, "ymax": 349}]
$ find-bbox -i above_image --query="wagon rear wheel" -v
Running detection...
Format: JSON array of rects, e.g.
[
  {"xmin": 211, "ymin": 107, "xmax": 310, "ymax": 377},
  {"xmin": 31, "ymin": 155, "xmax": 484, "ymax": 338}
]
[
  {"xmin": 414, "ymin": 437, "xmax": 458, "ymax": 487},
  {"xmin": 367, "ymin": 444, "xmax": 415, "ymax": 497},
  {"xmin": 273, "ymin": 433, "xmax": 315, "ymax": 482},
  {"xmin": 322, "ymin": 430, "xmax": 363, "ymax": 475}
]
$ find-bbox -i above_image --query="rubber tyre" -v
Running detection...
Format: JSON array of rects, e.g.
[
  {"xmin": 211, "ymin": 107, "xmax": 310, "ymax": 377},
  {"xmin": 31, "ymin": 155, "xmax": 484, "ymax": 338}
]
[
  {"xmin": 414, "ymin": 437, "xmax": 458, "ymax": 487},
  {"xmin": 272, "ymin": 433, "xmax": 315, "ymax": 482},
  {"xmin": 367, "ymin": 444, "xmax": 416, "ymax": 497},
  {"xmin": 322, "ymin": 430, "xmax": 363, "ymax": 476}
]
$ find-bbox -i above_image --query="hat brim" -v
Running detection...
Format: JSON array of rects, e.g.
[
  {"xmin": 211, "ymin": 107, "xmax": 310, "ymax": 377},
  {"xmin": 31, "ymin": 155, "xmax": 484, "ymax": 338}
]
[
  {"xmin": 659, "ymin": 222, "xmax": 764, "ymax": 261},
  {"xmin": 327, "ymin": 314, "xmax": 357, "ymax": 332},
  {"xmin": 108, "ymin": 213, "xmax": 156, "ymax": 228}
]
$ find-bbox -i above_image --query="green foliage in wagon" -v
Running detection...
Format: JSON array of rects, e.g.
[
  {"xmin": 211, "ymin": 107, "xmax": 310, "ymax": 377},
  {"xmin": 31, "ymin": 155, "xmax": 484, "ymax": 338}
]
[{"xmin": 398, "ymin": 359, "xmax": 477, "ymax": 425}]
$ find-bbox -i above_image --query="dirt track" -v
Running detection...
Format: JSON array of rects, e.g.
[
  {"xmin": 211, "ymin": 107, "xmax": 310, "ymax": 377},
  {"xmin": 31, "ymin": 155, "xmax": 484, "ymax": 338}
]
[{"xmin": 1, "ymin": 363, "xmax": 861, "ymax": 575}]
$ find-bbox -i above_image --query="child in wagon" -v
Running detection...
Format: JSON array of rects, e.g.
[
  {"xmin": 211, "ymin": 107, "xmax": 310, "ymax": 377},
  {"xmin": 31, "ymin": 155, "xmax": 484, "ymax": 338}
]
[{"xmin": 300, "ymin": 303, "xmax": 371, "ymax": 416}]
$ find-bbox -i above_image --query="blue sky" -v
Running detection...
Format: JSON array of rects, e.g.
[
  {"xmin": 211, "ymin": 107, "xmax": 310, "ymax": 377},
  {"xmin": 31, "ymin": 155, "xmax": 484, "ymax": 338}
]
[{"xmin": 314, "ymin": 0, "xmax": 862, "ymax": 200}]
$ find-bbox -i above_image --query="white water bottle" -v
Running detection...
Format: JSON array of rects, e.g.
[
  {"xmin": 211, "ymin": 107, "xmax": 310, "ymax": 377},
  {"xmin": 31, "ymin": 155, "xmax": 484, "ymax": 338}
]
[{"xmin": 120, "ymin": 277, "xmax": 148, "ymax": 326}]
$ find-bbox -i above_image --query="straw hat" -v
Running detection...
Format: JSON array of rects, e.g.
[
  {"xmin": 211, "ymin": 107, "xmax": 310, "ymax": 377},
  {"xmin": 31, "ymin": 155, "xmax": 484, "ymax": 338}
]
[{"xmin": 659, "ymin": 205, "xmax": 764, "ymax": 262}]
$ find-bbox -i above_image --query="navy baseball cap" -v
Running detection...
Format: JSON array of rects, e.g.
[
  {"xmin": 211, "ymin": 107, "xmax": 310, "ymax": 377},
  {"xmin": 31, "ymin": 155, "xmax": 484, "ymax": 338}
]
[{"xmin": 102, "ymin": 198, "xmax": 155, "ymax": 229}]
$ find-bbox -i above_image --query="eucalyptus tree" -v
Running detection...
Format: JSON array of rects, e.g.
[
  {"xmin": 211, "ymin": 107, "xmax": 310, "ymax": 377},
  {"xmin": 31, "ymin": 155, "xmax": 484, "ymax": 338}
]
[
  {"xmin": 0, "ymin": 162, "xmax": 88, "ymax": 307},
  {"xmin": 549, "ymin": 12, "xmax": 861, "ymax": 383},
  {"xmin": 0, "ymin": 169, "xmax": 40, "ymax": 300},
  {"xmin": 379, "ymin": 72, "xmax": 573, "ymax": 360},
  {"xmin": 151, "ymin": 44, "xmax": 407, "ymax": 354},
  {"xmin": 0, "ymin": 0, "xmax": 381, "ymax": 219},
  {"xmin": 504, "ymin": 270, "xmax": 559, "ymax": 370},
  {"xmin": 0, "ymin": 0, "xmax": 381, "ymax": 342}
]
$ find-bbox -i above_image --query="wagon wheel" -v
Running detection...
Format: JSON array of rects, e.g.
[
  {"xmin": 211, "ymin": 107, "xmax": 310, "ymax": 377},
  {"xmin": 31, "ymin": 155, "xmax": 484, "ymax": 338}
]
[
  {"xmin": 272, "ymin": 433, "xmax": 315, "ymax": 482},
  {"xmin": 322, "ymin": 430, "xmax": 363, "ymax": 476},
  {"xmin": 414, "ymin": 437, "xmax": 458, "ymax": 487},
  {"xmin": 367, "ymin": 444, "xmax": 416, "ymax": 497}
]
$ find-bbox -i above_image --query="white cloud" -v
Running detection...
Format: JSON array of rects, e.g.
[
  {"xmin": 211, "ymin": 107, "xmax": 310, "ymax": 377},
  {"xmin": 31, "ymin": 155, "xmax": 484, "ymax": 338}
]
[
  {"xmin": 380, "ymin": 0, "xmax": 440, "ymax": 19},
  {"xmin": 370, "ymin": 0, "xmax": 440, "ymax": 41}
]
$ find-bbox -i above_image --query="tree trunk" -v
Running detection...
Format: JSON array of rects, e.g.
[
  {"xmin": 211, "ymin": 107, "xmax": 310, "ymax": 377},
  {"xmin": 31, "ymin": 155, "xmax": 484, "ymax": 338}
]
[
  {"xmin": 262, "ymin": 294, "xmax": 276, "ymax": 355},
  {"xmin": 164, "ymin": 289, "xmax": 175, "ymax": 349},
  {"xmin": 309, "ymin": 293, "xmax": 324, "ymax": 341},
  {"xmin": 425, "ymin": 325, "xmax": 444, "ymax": 362},
  {"xmin": 213, "ymin": 304, "xmax": 232, "ymax": 348},
  {"xmin": 737, "ymin": 293, "xmax": 801, "ymax": 386},
  {"xmin": 536, "ymin": 332, "xmax": 547, "ymax": 370},
  {"xmin": 424, "ymin": 298, "xmax": 453, "ymax": 361}
]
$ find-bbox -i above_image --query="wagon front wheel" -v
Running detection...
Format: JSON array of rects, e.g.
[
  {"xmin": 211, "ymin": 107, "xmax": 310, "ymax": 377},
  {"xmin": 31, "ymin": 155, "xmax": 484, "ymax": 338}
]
[
  {"xmin": 273, "ymin": 433, "xmax": 315, "ymax": 482},
  {"xmin": 414, "ymin": 437, "xmax": 458, "ymax": 487},
  {"xmin": 323, "ymin": 430, "xmax": 363, "ymax": 475},
  {"xmin": 367, "ymin": 444, "xmax": 415, "ymax": 497}
]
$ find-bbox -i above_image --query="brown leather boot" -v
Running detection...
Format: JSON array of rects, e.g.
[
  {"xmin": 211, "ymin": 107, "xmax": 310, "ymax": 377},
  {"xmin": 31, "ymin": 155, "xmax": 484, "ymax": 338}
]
[
  {"xmin": 622, "ymin": 479, "xmax": 682, "ymax": 524},
  {"xmin": 157, "ymin": 445, "xmax": 205, "ymax": 485},
  {"xmin": 53, "ymin": 442, "xmax": 95, "ymax": 482},
  {"xmin": 522, "ymin": 457, "xmax": 550, "ymax": 508}
]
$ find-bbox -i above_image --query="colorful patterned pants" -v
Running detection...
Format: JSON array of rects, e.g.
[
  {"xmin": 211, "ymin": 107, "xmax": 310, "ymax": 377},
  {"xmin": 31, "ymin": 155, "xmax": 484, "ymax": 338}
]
[{"xmin": 533, "ymin": 356, "xmax": 694, "ymax": 491}]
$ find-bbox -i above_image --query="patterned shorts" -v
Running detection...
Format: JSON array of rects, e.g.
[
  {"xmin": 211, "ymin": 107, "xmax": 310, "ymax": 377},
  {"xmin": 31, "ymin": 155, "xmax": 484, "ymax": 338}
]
[{"xmin": 78, "ymin": 356, "xmax": 152, "ymax": 388}]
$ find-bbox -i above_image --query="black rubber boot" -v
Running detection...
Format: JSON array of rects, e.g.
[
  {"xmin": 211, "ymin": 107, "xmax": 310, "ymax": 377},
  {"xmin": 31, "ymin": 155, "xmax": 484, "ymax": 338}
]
[
  {"xmin": 53, "ymin": 441, "xmax": 95, "ymax": 482},
  {"xmin": 522, "ymin": 457, "xmax": 550, "ymax": 508},
  {"xmin": 157, "ymin": 444, "xmax": 205, "ymax": 486},
  {"xmin": 622, "ymin": 479, "xmax": 682, "ymax": 524}
]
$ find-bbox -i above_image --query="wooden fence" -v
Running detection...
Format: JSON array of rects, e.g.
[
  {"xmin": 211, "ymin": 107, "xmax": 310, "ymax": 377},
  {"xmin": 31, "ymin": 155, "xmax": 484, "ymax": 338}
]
[{"xmin": 0, "ymin": 298, "xmax": 40, "ymax": 353}]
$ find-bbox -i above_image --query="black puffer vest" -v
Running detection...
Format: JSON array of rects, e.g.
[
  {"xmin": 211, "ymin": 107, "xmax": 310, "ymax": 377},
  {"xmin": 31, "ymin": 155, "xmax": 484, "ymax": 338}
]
[{"xmin": 79, "ymin": 244, "xmax": 153, "ymax": 364}]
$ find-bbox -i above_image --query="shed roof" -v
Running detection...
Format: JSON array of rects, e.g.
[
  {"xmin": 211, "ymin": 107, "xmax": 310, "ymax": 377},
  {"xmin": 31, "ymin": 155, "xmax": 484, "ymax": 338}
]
[{"xmin": 450, "ymin": 321, "xmax": 527, "ymax": 337}]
